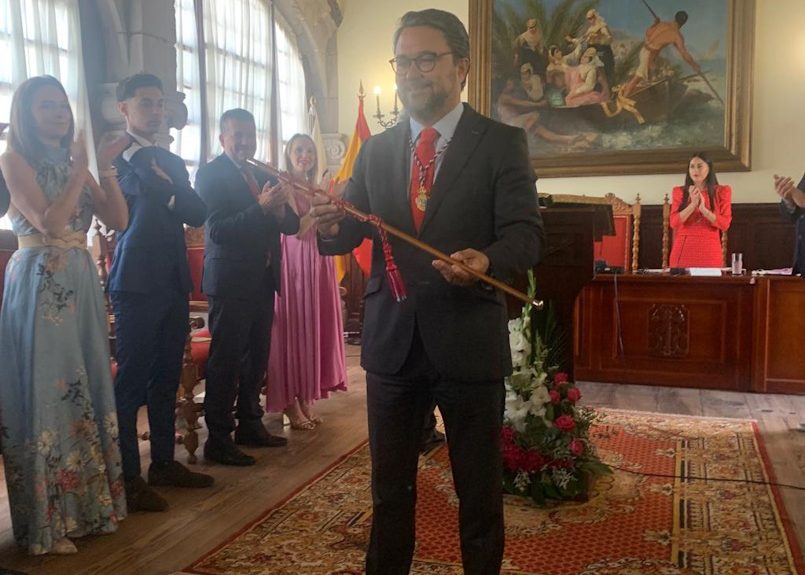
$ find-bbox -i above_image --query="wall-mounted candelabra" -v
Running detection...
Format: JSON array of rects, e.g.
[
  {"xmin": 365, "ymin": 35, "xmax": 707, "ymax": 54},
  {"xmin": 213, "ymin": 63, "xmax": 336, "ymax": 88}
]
[{"xmin": 372, "ymin": 85, "xmax": 399, "ymax": 129}]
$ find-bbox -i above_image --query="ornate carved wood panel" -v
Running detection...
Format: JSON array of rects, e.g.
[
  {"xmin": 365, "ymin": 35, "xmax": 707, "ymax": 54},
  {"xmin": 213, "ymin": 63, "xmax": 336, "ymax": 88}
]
[{"xmin": 648, "ymin": 303, "xmax": 689, "ymax": 358}]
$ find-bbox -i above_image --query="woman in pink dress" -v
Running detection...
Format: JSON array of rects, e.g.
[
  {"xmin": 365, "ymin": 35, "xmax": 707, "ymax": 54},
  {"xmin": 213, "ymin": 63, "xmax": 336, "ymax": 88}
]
[
  {"xmin": 670, "ymin": 152, "xmax": 732, "ymax": 267},
  {"xmin": 266, "ymin": 134, "xmax": 347, "ymax": 428}
]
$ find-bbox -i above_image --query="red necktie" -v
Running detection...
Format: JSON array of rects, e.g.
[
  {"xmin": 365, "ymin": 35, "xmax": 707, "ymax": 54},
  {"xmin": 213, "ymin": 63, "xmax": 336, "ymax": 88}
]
[
  {"xmin": 241, "ymin": 166, "xmax": 261, "ymax": 199},
  {"xmin": 409, "ymin": 127, "xmax": 439, "ymax": 232}
]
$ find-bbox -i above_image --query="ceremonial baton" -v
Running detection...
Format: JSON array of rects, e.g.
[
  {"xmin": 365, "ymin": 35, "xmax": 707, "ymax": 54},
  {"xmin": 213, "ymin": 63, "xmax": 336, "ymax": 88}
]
[{"xmin": 245, "ymin": 158, "xmax": 542, "ymax": 308}]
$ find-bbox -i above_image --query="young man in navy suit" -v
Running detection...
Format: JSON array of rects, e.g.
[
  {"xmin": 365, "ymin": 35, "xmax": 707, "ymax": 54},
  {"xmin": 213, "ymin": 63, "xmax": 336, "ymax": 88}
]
[
  {"xmin": 312, "ymin": 10, "xmax": 544, "ymax": 574},
  {"xmin": 109, "ymin": 73, "xmax": 213, "ymax": 512},
  {"xmin": 195, "ymin": 109, "xmax": 299, "ymax": 466}
]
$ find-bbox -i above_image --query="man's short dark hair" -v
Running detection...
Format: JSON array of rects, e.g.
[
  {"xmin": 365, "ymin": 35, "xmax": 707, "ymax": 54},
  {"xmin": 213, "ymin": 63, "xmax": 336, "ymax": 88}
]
[
  {"xmin": 393, "ymin": 9, "xmax": 470, "ymax": 61},
  {"xmin": 116, "ymin": 73, "xmax": 163, "ymax": 102},
  {"xmin": 219, "ymin": 108, "xmax": 255, "ymax": 133},
  {"xmin": 675, "ymin": 11, "xmax": 689, "ymax": 27}
]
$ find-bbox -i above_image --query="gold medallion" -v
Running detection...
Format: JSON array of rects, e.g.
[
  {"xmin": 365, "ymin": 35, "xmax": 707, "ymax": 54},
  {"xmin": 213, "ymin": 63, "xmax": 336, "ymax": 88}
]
[{"xmin": 415, "ymin": 186, "xmax": 428, "ymax": 212}]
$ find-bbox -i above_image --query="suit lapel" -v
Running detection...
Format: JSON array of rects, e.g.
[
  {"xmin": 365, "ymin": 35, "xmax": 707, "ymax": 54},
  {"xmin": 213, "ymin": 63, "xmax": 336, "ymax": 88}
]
[
  {"xmin": 219, "ymin": 154, "xmax": 256, "ymax": 204},
  {"xmin": 389, "ymin": 123, "xmax": 416, "ymax": 234},
  {"xmin": 420, "ymin": 106, "xmax": 487, "ymax": 233}
]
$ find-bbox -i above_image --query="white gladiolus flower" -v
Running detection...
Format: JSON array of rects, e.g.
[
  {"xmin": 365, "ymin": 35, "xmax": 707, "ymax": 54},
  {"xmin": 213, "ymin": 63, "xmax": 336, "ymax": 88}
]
[{"xmin": 504, "ymin": 390, "xmax": 530, "ymax": 432}]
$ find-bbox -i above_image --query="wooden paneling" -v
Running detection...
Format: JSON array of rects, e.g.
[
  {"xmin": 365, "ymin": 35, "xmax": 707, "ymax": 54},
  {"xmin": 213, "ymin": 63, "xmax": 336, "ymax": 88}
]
[
  {"xmin": 752, "ymin": 277, "xmax": 805, "ymax": 394},
  {"xmin": 576, "ymin": 275, "xmax": 755, "ymax": 391}
]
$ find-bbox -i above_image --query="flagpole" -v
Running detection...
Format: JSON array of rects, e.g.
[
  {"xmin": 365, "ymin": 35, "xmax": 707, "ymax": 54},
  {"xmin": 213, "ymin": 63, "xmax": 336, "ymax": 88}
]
[{"xmin": 246, "ymin": 158, "xmax": 542, "ymax": 308}]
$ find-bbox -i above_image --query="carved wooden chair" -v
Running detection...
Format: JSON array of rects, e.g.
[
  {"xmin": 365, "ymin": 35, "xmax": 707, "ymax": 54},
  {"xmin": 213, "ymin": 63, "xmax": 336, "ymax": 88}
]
[
  {"xmin": 593, "ymin": 193, "xmax": 641, "ymax": 272},
  {"xmin": 182, "ymin": 225, "xmax": 209, "ymax": 463},
  {"xmin": 662, "ymin": 195, "xmax": 729, "ymax": 268}
]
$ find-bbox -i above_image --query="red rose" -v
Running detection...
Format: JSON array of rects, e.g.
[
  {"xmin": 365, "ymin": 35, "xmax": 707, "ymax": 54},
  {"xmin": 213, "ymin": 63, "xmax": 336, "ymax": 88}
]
[
  {"xmin": 554, "ymin": 415, "xmax": 576, "ymax": 432},
  {"xmin": 549, "ymin": 389, "xmax": 561, "ymax": 404},
  {"xmin": 554, "ymin": 372, "xmax": 569, "ymax": 384},
  {"xmin": 521, "ymin": 449, "xmax": 546, "ymax": 473},
  {"xmin": 501, "ymin": 425, "xmax": 515, "ymax": 443},
  {"xmin": 567, "ymin": 387, "xmax": 582, "ymax": 402},
  {"xmin": 569, "ymin": 438, "xmax": 585, "ymax": 456}
]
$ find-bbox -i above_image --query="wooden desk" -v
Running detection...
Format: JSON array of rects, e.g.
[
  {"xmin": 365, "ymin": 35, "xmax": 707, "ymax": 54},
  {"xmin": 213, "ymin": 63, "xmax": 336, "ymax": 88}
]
[{"xmin": 574, "ymin": 274, "xmax": 805, "ymax": 394}]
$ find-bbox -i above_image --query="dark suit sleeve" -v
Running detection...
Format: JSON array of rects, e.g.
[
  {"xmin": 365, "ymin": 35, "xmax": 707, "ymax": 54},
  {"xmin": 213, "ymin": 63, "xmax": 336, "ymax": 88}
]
[
  {"xmin": 118, "ymin": 149, "xmax": 207, "ymax": 227},
  {"xmin": 196, "ymin": 163, "xmax": 299, "ymax": 244},
  {"xmin": 482, "ymin": 127, "xmax": 544, "ymax": 283},
  {"xmin": 317, "ymin": 144, "xmax": 373, "ymax": 255}
]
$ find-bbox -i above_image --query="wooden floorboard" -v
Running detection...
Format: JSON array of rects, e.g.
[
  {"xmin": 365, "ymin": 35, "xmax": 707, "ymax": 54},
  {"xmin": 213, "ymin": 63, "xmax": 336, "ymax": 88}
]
[{"xmin": 0, "ymin": 347, "xmax": 803, "ymax": 574}]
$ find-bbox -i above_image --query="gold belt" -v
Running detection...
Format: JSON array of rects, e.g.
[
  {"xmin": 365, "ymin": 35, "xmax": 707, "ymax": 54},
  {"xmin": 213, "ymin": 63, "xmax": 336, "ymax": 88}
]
[{"xmin": 17, "ymin": 231, "xmax": 88, "ymax": 250}]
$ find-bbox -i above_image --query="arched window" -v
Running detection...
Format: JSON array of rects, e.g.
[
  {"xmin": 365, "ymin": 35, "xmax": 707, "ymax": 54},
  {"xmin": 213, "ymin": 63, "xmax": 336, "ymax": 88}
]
[{"xmin": 173, "ymin": 0, "xmax": 307, "ymax": 175}]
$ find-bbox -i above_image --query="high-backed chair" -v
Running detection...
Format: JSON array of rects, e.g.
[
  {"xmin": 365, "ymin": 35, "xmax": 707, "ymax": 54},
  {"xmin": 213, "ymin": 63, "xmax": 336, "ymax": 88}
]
[
  {"xmin": 181, "ymin": 225, "xmax": 209, "ymax": 463},
  {"xmin": 592, "ymin": 193, "xmax": 641, "ymax": 272}
]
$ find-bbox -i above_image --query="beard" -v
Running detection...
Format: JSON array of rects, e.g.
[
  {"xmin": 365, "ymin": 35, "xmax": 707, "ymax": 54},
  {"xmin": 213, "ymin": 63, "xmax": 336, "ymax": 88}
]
[{"xmin": 399, "ymin": 80, "xmax": 450, "ymax": 121}]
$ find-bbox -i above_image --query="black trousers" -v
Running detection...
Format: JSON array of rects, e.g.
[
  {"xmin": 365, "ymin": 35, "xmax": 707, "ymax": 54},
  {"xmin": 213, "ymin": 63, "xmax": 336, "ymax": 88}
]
[
  {"xmin": 111, "ymin": 288, "xmax": 189, "ymax": 480},
  {"xmin": 365, "ymin": 330, "xmax": 505, "ymax": 575},
  {"xmin": 204, "ymin": 271, "xmax": 274, "ymax": 441}
]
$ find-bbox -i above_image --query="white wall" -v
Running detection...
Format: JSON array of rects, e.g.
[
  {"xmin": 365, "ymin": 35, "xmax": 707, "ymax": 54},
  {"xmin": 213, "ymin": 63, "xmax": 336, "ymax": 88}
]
[
  {"xmin": 336, "ymin": 0, "xmax": 468, "ymax": 141},
  {"xmin": 337, "ymin": 0, "xmax": 805, "ymax": 204}
]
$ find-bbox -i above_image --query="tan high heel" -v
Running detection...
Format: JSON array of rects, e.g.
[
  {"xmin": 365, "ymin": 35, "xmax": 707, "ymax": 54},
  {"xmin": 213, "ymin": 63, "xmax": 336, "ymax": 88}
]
[{"xmin": 284, "ymin": 406, "xmax": 316, "ymax": 431}]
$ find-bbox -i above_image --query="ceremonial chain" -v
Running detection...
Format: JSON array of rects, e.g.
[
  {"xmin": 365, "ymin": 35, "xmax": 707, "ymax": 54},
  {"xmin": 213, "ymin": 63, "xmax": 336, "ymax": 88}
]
[{"xmin": 409, "ymin": 136, "xmax": 452, "ymax": 212}]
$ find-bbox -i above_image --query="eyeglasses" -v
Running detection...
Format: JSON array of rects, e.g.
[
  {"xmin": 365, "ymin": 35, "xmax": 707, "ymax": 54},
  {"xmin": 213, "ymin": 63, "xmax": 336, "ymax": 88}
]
[{"xmin": 389, "ymin": 51, "xmax": 454, "ymax": 74}]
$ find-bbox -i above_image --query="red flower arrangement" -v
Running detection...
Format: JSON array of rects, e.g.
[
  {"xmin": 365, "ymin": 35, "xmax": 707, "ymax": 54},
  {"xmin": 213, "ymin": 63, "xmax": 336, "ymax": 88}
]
[{"xmin": 503, "ymin": 272, "xmax": 610, "ymax": 504}]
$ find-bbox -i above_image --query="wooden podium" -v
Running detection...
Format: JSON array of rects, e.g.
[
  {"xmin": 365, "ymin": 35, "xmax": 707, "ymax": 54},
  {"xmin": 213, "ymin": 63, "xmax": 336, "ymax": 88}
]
[{"xmin": 508, "ymin": 204, "xmax": 609, "ymax": 378}]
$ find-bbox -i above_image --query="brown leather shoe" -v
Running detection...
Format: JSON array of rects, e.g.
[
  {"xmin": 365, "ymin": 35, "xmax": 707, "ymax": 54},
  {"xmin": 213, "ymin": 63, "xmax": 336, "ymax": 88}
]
[
  {"xmin": 148, "ymin": 460, "xmax": 214, "ymax": 488},
  {"xmin": 125, "ymin": 476, "xmax": 168, "ymax": 512}
]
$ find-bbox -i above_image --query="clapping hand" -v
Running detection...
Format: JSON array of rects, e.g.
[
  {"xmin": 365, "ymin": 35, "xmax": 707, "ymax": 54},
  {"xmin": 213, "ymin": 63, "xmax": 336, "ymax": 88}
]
[
  {"xmin": 96, "ymin": 133, "xmax": 131, "ymax": 169},
  {"xmin": 688, "ymin": 185, "xmax": 701, "ymax": 207},
  {"xmin": 70, "ymin": 131, "xmax": 89, "ymax": 174},
  {"xmin": 773, "ymin": 174, "xmax": 796, "ymax": 202},
  {"xmin": 259, "ymin": 181, "xmax": 290, "ymax": 217}
]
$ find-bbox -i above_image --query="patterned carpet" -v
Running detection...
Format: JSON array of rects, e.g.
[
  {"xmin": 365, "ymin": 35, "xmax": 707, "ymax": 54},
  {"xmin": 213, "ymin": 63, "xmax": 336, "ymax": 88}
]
[{"xmin": 180, "ymin": 409, "xmax": 803, "ymax": 575}]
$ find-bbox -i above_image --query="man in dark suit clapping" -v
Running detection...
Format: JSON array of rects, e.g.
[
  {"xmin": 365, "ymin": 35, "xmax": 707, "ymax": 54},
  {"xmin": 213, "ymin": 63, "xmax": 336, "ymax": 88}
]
[
  {"xmin": 312, "ymin": 10, "xmax": 544, "ymax": 574},
  {"xmin": 110, "ymin": 73, "xmax": 212, "ymax": 512},
  {"xmin": 195, "ymin": 109, "xmax": 299, "ymax": 466}
]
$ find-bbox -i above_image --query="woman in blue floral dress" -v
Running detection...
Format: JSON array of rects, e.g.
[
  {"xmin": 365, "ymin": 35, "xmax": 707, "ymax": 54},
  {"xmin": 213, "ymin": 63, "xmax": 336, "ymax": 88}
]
[{"xmin": 0, "ymin": 76, "xmax": 130, "ymax": 555}]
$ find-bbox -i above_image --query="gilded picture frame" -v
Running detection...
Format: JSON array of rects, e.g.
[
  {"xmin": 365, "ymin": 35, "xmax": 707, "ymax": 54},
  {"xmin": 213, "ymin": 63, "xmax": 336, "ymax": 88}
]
[{"xmin": 468, "ymin": 0, "xmax": 754, "ymax": 177}]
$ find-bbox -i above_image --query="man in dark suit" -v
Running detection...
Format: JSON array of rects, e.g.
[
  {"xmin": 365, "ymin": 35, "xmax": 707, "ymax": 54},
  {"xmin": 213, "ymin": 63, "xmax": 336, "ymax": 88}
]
[
  {"xmin": 774, "ymin": 173, "xmax": 805, "ymax": 276},
  {"xmin": 195, "ymin": 109, "xmax": 299, "ymax": 466},
  {"xmin": 312, "ymin": 10, "xmax": 544, "ymax": 574},
  {"xmin": 110, "ymin": 73, "xmax": 212, "ymax": 512}
]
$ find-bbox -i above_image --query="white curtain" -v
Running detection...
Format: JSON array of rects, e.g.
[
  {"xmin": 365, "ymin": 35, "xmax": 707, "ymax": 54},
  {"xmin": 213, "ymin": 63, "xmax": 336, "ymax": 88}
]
[
  {"xmin": 0, "ymin": 0, "xmax": 91, "ymax": 229},
  {"xmin": 173, "ymin": 0, "xmax": 203, "ymax": 174},
  {"xmin": 274, "ymin": 12, "xmax": 307, "ymax": 162},
  {"xmin": 202, "ymin": 0, "xmax": 275, "ymax": 163}
]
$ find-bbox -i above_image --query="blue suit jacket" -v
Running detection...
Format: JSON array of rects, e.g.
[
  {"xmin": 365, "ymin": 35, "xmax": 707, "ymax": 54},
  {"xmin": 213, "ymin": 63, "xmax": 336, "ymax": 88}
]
[
  {"xmin": 194, "ymin": 153, "xmax": 299, "ymax": 301},
  {"xmin": 108, "ymin": 145, "xmax": 207, "ymax": 295}
]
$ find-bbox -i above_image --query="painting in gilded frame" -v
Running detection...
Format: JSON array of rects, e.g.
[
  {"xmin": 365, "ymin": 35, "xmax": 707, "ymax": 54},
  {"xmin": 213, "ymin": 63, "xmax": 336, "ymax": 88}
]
[{"xmin": 468, "ymin": 0, "xmax": 754, "ymax": 176}]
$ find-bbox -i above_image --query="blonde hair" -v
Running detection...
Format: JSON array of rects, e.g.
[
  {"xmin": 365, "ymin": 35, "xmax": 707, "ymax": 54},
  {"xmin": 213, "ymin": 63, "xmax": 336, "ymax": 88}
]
[{"xmin": 284, "ymin": 133, "xmax": 318, "ymax": 184}]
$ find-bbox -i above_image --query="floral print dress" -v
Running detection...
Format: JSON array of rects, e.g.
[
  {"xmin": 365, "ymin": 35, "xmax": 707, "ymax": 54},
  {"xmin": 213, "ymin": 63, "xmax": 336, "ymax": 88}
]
[{"xmin": 0, "ymin": 146, "xmax": 126, "ymax": 554}]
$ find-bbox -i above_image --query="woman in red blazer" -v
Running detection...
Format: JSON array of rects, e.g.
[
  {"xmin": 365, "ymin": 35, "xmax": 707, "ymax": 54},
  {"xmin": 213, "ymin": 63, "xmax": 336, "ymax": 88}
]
[{"xmin": 670, "ymin": 152, "xmax": 732, "ymax": 267}]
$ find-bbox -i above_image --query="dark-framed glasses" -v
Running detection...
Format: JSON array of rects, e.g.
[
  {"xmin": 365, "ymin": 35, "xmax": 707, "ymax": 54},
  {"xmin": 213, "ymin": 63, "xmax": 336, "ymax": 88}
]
[{"xmin": 389, "ymin": 51, "xmax": 454, "ymax": 74}]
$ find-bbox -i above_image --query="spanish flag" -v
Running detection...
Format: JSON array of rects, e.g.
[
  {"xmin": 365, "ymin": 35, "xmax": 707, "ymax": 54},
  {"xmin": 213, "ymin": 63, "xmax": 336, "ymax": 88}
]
[{"xmin": 333, "ymin": 90, "xmax": 373, "ymax": 282}]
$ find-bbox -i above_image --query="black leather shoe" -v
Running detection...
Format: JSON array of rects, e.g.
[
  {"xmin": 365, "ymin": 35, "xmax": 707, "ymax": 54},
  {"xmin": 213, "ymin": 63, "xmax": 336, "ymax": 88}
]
[
  {"xmin": 234, "ymin": 424, "xmax": 288, "ymax": 447},
  {"xmin": 148, "ymin": 460, "xmax": 214, "ymax": 488},
  {"xmin": 204, "ymin": 439, "xmax": 256, "ymax": 466},
  {"xmin": 125, "ymin": 476, "xmax": 169, "ymax": 512}
]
